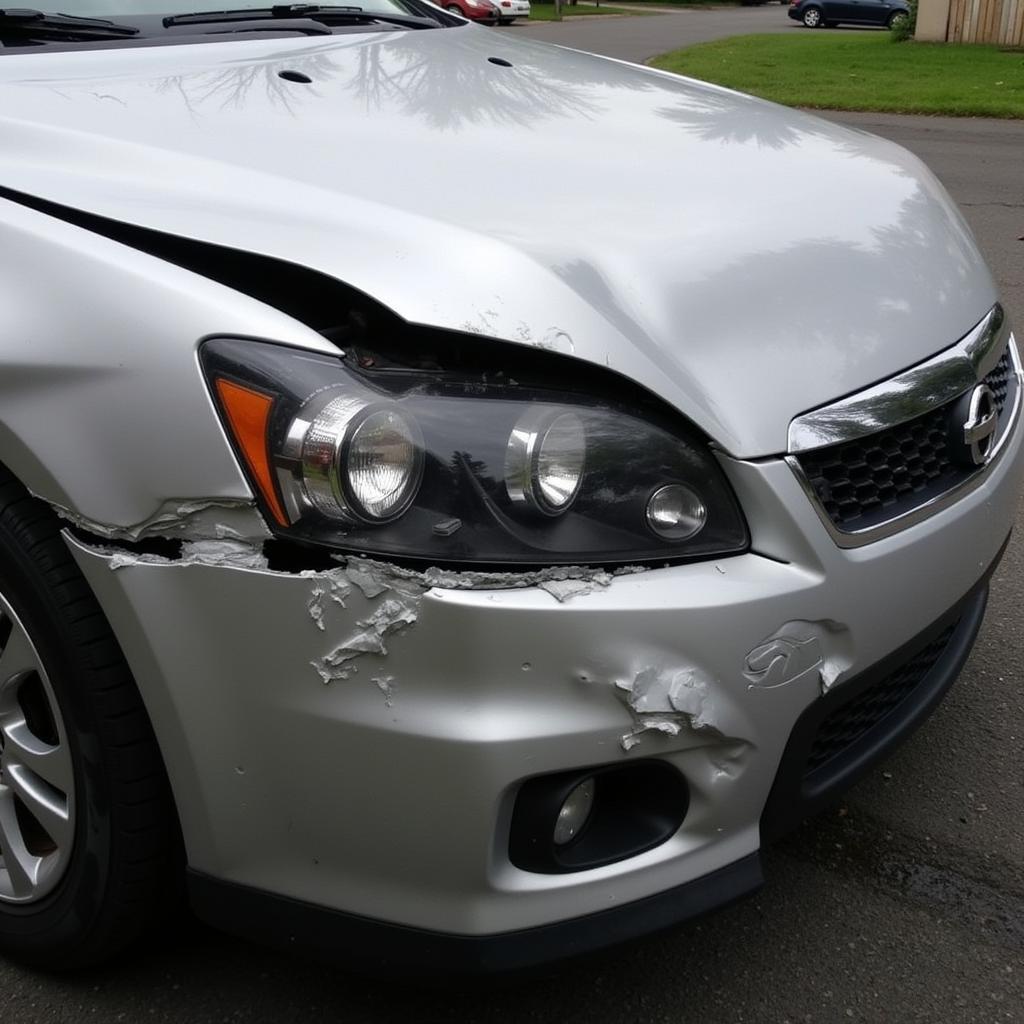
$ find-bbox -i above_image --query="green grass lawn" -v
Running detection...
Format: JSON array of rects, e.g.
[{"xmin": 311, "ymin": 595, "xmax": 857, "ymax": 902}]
[
  {"xmin": 525, "ymin": 3, "xmax": 638, "ymax": 19},
  {"xmin": 526, "ymin": 0, "xmax": 739, "ymax": 20},
  {"xmin": 605, "ymin": 0, "xmax": 743, "ymax": 6},
  {"xmin": 650, "ymin": 33, "xmax": 1024, "ymax": 118}
]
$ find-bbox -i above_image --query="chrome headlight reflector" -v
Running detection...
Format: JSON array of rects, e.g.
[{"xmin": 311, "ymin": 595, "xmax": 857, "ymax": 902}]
[
  {"xmin": 202, "ymin": 337, "xmax": 747, "ymax": 567},
  {"xmin": 505, "ymin": 409, "xmax": 586, "ymax": 517},
  {"xmin": 291, "ymin": 396, "xmax": 424, "ymax": 524}
]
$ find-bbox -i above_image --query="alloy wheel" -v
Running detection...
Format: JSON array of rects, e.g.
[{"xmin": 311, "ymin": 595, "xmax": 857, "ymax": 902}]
[{"xmin": 0, "ymin": 593, "xmax": 74, "ymax": 904}]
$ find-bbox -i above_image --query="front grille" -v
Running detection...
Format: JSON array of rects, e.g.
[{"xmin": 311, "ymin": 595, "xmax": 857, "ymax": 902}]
[
  {"xmin": 805, "ymin": 623, "xmax": 956, "ymax": 776},
  {"xmin": 797, "ymin": 346, "xmax": 1014, "ymax": 531},
  {"xmin": 986, "ymin": 346, "xmax": 1013, "ymax": 414}
]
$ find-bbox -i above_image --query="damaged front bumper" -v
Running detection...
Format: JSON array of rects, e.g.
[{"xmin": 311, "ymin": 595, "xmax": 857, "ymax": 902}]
[{"xmin": 62, "ymin": 409, "xmax": 1024, "ymax": 971}]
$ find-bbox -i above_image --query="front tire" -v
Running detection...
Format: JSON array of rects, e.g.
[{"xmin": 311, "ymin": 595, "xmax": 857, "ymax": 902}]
[
  {"xmin": 888, "ymin": 10, "xmax": 909, "ymax": 27},
  {"xmin": 0, "ymin": 470, "xmax": 178, "ymax": 968},
  {"xmin": 802, "ymin": 5, "xmax": 823, "ymax": 25}
]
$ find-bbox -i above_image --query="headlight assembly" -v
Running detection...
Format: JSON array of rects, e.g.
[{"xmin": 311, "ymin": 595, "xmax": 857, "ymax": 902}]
[{"xmin": 202, "ymin": 336, "xmax": 748, "ymax": 567}]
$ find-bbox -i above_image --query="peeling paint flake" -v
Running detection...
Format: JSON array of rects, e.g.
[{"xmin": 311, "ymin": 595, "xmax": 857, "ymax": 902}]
[
  {"xmin": 537, "ymin": 575, "xmax": 611, "ymax": 602},
  {"xmin": 333, "ymin": 556, "xmax": 630, "ymax": 603},
  {"xmin": 619, "ymin": 665, "xmax": 716, "ymax": 725},
  {"xmin": 310, "ymin": 596, "xmax": 419, "ymax": 683},
  {"xmin": 307, "ymin": 588, "xmax": 327, "ymax": 631},
  {"xmin": 108, "ymin": 538, "xmax": 268, "ymax": 572},
  {"xmin": 326, "ymin": 577, "xmax": 351, "ymax": 606},
  {"xmin": 182, "ymin": 539, "xmax": 268, "ymax": 570},
  {"xmin": 615, "ymin": 664, "xmax": 722, "ymax": 751},
  {"xmin": 51, "ymin": 496, "xmax": 267, "ymax": 543},
  {"xmin": 310, "ymin": 660, "xmax": 359, "ymax": 685},
  {"xmin": 621, "ymin": 718, "xmax": 680, "ymax": 751},
  {"xmin": 372, "ymin": 675, "xmax": 395, "ymax": 707},
  {"xmin": 344, "ymin": 562, "xmax": 393, "ymax": 599}
]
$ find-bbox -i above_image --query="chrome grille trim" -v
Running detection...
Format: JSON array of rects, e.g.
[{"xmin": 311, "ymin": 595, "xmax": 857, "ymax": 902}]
[
  {"xmin": 786, "ymin": 306, "xmax": 1020, "ymax": 549},
  {"xmin": 788, "ymin": 305, "xmax": 1007, "ymax": 455}
]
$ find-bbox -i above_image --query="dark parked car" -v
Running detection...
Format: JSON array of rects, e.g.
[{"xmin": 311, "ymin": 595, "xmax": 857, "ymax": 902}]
[{"xmin": 788, "ymin": 0, "xmax": 910, "ymax": 27}]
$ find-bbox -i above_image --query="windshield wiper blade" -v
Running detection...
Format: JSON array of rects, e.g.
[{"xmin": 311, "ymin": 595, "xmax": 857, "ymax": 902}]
[
  {"xmin": 0, "ymin": 7, "xmax": 139, "ymax": 35},
  {"xmin": 272, "ymin": 3, "xmax": 365, "ymax": 13},
  {"xmin": 164, "ymin": 4, "xmax": 436, "ymax": 28}
]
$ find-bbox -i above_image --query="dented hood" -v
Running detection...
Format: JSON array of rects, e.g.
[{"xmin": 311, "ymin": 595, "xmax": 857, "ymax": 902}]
[{"xmin": 0, "ymin": 27, "xmax": 996, "ymax": 457}]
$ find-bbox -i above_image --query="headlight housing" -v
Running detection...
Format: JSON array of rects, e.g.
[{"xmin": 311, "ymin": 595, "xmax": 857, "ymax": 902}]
[{"xmin": 202, "ymin": 336, "xmax": 748, "ymax": 567}]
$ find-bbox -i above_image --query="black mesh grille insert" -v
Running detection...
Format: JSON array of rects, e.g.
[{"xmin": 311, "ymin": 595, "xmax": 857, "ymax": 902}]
[
  {"xmin": 986, "ymin": 346, "xmax": 1013, "ymax": 416},
  {"xmin": 805, "ymin": 623, "xmax": 957, "ymax": 776},
  {"xmin": 797, "ymin": 347, "xmax": 1013, "ymax": 531}
]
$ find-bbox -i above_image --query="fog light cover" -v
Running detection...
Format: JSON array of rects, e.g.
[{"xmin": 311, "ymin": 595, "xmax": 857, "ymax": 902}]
[{"xmin": 553, "ymin": 778, "xmax": 595, "ymax": 845}]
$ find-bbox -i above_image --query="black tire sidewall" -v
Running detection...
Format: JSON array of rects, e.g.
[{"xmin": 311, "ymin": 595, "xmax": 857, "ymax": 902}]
[{"xmin": 0, "ymin": 512, "xmax": 116, "ymax": 960}]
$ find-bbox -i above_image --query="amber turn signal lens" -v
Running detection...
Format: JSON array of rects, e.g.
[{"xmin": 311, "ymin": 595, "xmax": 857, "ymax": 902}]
[{"xmin": 214, "ymin": 378, "xmax": 289, "ymax": 526}]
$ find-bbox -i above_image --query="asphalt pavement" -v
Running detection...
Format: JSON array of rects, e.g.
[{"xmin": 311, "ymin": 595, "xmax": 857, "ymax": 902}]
[
  {"xmin": 2, "ymin": 10, "xmax": 1023, "ymax": 1024},
  {"xmin": 516, "ymin": 3, "xmax": 796, "ymax": 62}
]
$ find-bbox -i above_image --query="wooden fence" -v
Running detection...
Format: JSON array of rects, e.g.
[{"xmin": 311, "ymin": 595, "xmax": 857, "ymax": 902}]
[{"xmin": 945, "ymin": 0, "xmax": 1024, "ymax": 44}]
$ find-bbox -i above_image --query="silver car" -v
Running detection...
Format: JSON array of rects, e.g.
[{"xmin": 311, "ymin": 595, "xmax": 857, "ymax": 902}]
[{"xmin": 0, "ymin": 0, "xmax": 1020, "ymax": 973}]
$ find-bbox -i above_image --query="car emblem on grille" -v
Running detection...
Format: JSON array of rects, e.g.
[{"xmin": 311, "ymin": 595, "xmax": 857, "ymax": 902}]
[{"xmin": 958, "ymin": 383, "xmax": 999, "ymax": 466}]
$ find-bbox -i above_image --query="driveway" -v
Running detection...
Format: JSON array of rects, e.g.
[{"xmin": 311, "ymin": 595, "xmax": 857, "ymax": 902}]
[
  {"xmin": 1, "ymin": 12, "xmax": 1023, "ymax": 1024},
  {"xmin": 515, "ymin": 3, "xmax": 796, "ymax": 62}
]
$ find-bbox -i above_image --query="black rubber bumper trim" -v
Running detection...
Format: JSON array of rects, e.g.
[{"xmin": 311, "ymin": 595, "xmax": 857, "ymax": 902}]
[
  {"xmin": 188, "ymin": 852, "xmax": 762, "ymax": 976},
  {"xmin": 760, "ymin": 532, "xmax": 1009, "ymax": 842}
]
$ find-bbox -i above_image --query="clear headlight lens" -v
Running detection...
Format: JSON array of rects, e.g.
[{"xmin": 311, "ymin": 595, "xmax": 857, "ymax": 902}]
[
  {"xmin": 347, "ymin": 408, "xmax": 423, "ymax": 521},
  {"xmin": 202, "ymin": 337, "xmax": 748, "ymax": 567}
]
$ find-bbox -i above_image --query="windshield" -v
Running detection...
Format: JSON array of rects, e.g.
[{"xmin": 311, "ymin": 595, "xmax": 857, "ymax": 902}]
[
  {"xmin": 27, "ymin": 0, "xmax": 423, "ymax": 12},
  {"xmin": 0, "ymin": 0, "xmax": 454, "ymax": 49},
  {"xmin": 18, "ymin": 0, "xmax": 424, "ymax": 14}
]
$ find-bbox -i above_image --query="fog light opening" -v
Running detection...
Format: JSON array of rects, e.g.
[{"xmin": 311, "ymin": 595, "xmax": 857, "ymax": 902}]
[
  {"xmin": 509, "ymin": 761, "xmax": 689, "ymax": 873},
  {"xmin": 553, "ymin": 777, "xmax": 595, "ymax": 846}
]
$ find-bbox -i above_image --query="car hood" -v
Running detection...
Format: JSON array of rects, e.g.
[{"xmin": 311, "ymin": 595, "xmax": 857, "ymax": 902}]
[{"xmin": 0, "ymin": 27, "xmax": 995, "ymax": 457}]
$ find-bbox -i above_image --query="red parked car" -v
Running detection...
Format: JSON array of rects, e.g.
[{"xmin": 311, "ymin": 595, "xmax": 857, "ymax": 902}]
[{"xmin": 443, "ymin": 0, "xmax": 500, "ymax": 22}]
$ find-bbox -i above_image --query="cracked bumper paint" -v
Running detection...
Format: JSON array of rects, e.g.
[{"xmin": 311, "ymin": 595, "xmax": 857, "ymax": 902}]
[{"xmin": 63, "ymin": 415, "xmax": 1024, "ymax": 943}]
